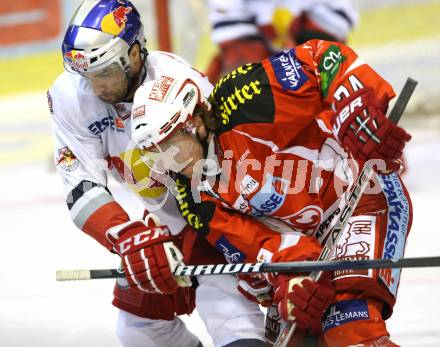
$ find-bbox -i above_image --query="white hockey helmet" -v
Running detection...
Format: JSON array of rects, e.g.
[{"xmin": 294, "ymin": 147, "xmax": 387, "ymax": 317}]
[
  {"xmin": 131, "ymin": 75, "xmax": 205, "ymax": 150},
  {"xmin": 62, "ymin": 0, "xmax": 146, "ymax": 74}
]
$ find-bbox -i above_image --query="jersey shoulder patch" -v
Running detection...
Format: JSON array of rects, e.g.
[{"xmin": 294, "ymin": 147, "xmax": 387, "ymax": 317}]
[{"xmin": 268, "ymin": 48, "xmax": 309, "ymax": 92}]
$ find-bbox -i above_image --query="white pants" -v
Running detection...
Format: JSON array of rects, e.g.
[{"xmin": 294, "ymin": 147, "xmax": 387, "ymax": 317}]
[
  {"xmin": 116, "ymin": 275, "xmax": 265, "ymax": 347},
  {"xmin": 117, "ymin": 311, "xmax": 200, "ymax": 347}
]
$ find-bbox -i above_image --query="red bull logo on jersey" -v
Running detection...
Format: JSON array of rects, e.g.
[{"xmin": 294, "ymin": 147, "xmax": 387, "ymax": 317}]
[
  {"xmin": 64, "ymin": 50, "xmax": 88, "ymax": 70},
  {"xmin": 56, "ymin": 147, "xmax": 79, "ymax": 172},
  {"xmin": 101, "ymin": 6, "xmax": 132, "ymax": 36}
]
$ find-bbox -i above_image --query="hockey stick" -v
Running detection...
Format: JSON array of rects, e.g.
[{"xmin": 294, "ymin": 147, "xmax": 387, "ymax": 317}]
[
  {"xmin": 56, "ymin": 255, "xmax": 440, "ymax": 281},
  {"xmin": 274, "ymin": 77, "xmax": 418, "ymax": 347}
]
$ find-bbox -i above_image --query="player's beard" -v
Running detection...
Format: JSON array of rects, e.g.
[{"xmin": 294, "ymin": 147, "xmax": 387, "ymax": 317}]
[
  {"xmin": 98, "ymin": 84, "xmax": 128, "ymax": 104},
  {"xmin": 98, "ymin": 69, "xmax": 138, "ymax": 104}
]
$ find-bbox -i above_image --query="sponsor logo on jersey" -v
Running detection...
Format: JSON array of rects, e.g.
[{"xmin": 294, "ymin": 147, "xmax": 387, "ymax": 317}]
[
  {"xmin": 249, "ymin": 174, "xmax": 288, "ymax": 216},
  {"xmin": 212, "ymin": 63, "xmax": 255, "ymax": 95},
  {"xmin": 174, "ymin": 178, "xmax": 206, "ymax": 231},
  {"xmin": 183, "ymin": 88, "xmax": 195, "ymax": 107},
  {"xmin": 56, "ymin": 147, "xmax": 79, "ymax": 172},
  {"xmin": 115, "ymin": 116, "xmax": 125, "ymax": 131},
  {"xmin": 236, "ymin": 149, "xmax": 250, "ymax": 169},
  {"xmin": 218, "ymin": 79, "xmax": 262, "ymax": 125},
  {"xmin": 88, "ymin": 115, "xmax": 124, "ymax": 135},
  {"xmin": 319, "ymin": 45, "xmax": 347, "ymax": 96},
  {"xmin": 232, "ymin": 194, "xmax": 251, "ymax": 214},
  {"xmin": 215, "ymin": 235, "xmax": 246, "ymax": 263},
  {"xmin": 378, "ymin": 173, "xmax": 410, "ymax": 297},
  {"xmin": 149, "ymin": 76, "xmax": 175, "ymax": 102},
  {"xmin": 282, "ymin": 205, "xmax": 323, "ymax": 233},
  {"xmin": 257, "ymin": 248, "xmax": 274, "ymax": 263},
  {"xmin": 100, "ymin": 5, "xmax": 132, "ymax": 36},
  {"xmin": 239, "ymin": 174, "xmax": 259, "ymax": 198},
  {"xmin": 269, "ymin": 48, "xmax": 308, "ymax": 92},
  {"xmin": 333, "ymin": 216, "xmax": 375, "ymax": 278},
  {"xmin": 322, "ymin": 299, "xmax": 369, "ymax": 332},
  {"xmin": 64, "ymin": 50, "xmax": 88, "ymax": 71},
  {"xmin": 47, "ymin": 91, "xmax": 53, "ymax": 115},
  {"xmin": 132, "ymin": 105, "xmax": 145, "ymax": 119}
]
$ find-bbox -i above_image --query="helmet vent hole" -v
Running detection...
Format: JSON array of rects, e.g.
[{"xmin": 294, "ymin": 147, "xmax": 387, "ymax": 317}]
[{"xmin": 135, "ymin": 123, "xmax": 148, "ymax": 130}]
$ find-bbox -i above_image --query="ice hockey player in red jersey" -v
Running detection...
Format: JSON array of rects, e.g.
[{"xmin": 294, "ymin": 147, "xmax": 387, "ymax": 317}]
[
  {"xmin": 49, "ymin": 1, "xmax": 267, "ymax": 346},
  {"xmin": 130, "ymin": 40, "xmax": 412, "ymax": 346},
  {"xmin": 206, "ymin": 0, "xmax": 358, "ymax": 84}
]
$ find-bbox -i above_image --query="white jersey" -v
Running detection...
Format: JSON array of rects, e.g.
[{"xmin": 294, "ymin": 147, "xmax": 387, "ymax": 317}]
[
  {"xmin": 208, "ymin": 0, "xmax": 358, "ymax": 43},
  {"xmin": 49, "ymin": 51, "xmax": 213, "ymax": 247}
]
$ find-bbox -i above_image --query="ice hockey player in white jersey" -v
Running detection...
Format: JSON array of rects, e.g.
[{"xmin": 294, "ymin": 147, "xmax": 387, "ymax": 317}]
[
  {"xmin": 206, "ymin": 0, "xmax": 359, "ymax": 83},
  {"xmin": 48, "ymin": 1, "xmax": 265, "ymax": 346}
]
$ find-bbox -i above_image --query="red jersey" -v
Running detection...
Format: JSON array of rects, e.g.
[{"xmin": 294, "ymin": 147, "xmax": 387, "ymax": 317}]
[{"xmin": 176, "ymin": 40, "xmax": 396, "ymax": 264}]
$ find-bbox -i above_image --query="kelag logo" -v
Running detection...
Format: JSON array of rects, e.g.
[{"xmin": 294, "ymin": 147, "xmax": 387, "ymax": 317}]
[
  {"xmin": 269, "ymin": 49, "xmax": 308, "ymax": 91},
  {"xmin": 319, "ymin": 45, "xmax": 347, "ymax": 96},
  {"xmin": 250, "ymin": 174, "xmax": 288, "ymax": 216}
]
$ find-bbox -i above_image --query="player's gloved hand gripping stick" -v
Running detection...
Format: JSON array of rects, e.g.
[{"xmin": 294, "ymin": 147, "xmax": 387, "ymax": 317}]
[{"xmin": 273, "ymin": 77, "xmax": 418, "ymax": 347}]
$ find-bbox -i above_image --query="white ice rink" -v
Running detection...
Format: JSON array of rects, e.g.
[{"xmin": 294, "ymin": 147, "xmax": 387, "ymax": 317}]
[{"xmin": 1, "ymin": 120, "xmax": 439, "ymax": 346}]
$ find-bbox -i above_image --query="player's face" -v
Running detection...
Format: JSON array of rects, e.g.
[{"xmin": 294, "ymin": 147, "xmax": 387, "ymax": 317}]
[
  {"xmin": 82, "ymin": 63, "xmax": 129, "ymax": 103},
  {"xmin": 151, "ymin": 130, "xmax": 204, "ymax": 178}
]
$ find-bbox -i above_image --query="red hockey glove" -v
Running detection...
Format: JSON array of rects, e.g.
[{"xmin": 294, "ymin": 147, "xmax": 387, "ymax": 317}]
[
  {"xmin": 237, "ymin": 274, "xmax": 273, "ymax": 307},
  {"xmin": 106, "ymin": 214, "xmax": 191, "ymax": 294},
  {"xmin": 333, "ymin": 87, "xmax": 411, "ymax": 172},
  {"xmin": 273, "ymin": 272, "xmax": 335, "ymax": 335}
]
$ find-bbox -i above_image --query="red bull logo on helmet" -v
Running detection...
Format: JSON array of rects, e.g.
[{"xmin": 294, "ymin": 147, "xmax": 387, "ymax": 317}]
[
  {"xmin": 101, "ymin": 6, "xmax": 132, "ymax": 36},
  {"xmin": 64, "ymin": 50, "xmax": 88, "ymax": 70}
]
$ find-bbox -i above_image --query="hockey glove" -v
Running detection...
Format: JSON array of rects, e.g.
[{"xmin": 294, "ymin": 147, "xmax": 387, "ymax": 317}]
[
  {"xmin": 106, "ymin": 214, "xmax": 191, "ymax": 294},
  {"xmin": 237, "ymin": 274, "xmax": 273, "ymax": 307},
  {"xmin": 273, "ymin": 272, "xmax": 335, "ymax": 335},
  {"xmin": 333, "ymin": 87, "xmax": 411, "ymax": 172}
]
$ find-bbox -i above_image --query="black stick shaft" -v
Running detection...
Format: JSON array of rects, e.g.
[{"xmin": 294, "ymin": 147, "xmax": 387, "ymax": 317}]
[
  {"xmin": 388, "ymin": 78, "xmax": 418, "ymax": 123},
  {"xmin": 56, "ymin": 256, "xmax": 440, "ymax": 281}
]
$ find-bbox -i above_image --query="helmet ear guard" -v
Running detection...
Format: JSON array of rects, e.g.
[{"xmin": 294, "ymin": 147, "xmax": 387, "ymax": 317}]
[{"xmin": 131, "ymin": 76, "xmax": 207, "ymax": 151}]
